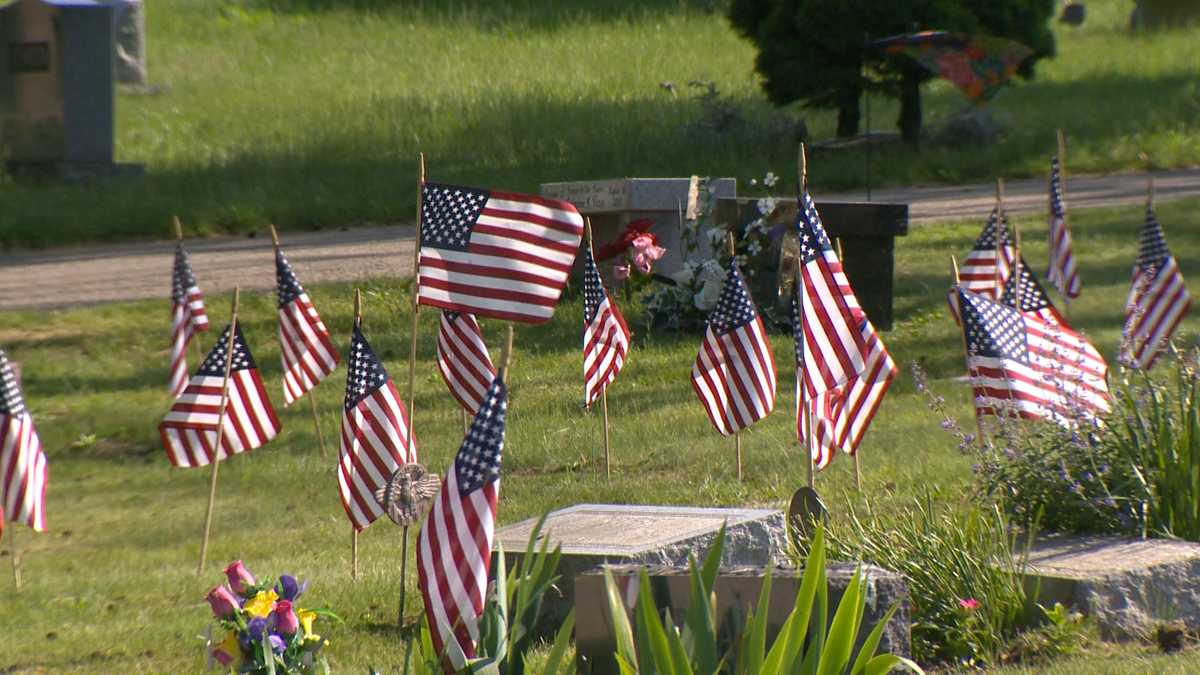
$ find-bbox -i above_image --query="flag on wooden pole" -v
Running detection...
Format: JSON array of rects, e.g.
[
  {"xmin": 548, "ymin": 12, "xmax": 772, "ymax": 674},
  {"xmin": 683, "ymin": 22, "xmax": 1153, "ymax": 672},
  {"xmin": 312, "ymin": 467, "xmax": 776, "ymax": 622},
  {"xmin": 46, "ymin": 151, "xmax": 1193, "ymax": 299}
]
[
  {"xmin": 169, "ymin": 245, "xmax": 209, "ymax": 396},
  {"xmin": 338, "ymin": 325, "xmax": 415, "ymax": 531},
  {"xmin": 275, "ymin": 249, "xmax": 339, "ymax": 405},
  {"xmin": 1000, "ymin": 258, "xmax": 1068, "ymax": 327},
  {"xmin": 1122, "ymin": 205, "xmax": 1191, "ymax": 369},
  {"xmin": 583, "ymin": 244, "xmax": 630, "ymax": 407},
  {"xmin": 159, "ymin": 325, "xmax": 280, "ymax": 468},
  {"xmin": 691, "ymin": 262, "xmax": 777, "ymax": 435},
  {"xmin": 1046, "ymin": 155, "xmax": 1081, "ymax": 299},
  {"xmin": 1, "ymin": 350, "xmax": 47, "ymax": 532},
  {"xmin": 416, "ymin": 182, "xmax": 584, "ymax": 324},
  {"xmin": 948, "ymin": 208, "xmax": 1016, "ymax": 323},
  {"xmin": 418, "ymin": 374, "xmax": 507, "ymax": 671},
  {"xmin": 436, "ymin": 311, "xmax": 495, "ymax": 414}
]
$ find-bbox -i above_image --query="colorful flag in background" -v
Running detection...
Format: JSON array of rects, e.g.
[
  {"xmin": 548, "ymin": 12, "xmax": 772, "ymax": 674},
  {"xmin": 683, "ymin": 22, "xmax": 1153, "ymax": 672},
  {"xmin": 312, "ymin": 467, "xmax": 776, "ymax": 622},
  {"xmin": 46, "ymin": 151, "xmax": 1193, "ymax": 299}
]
[
  {"xmin": 437, "ymin": 311, "xmax": 496, "ymax": 415},
  {"xmin": 275, "ymin": 249, "xmax": 339, "ymax": 405},
  {"xmin": 1, "ymin": 350, "xmax": 47, "ymax": 532},
  {"xmin": 1046, "ymin": 156, "xmax": 1081, "ymax": 299},
  {"xmin": 338, "ymin": 325, "xmax": 414, "ymax": 531},
  {"xmin": 957, "ymin": 288, "xmax": 1108, "ymax": 426},
  {"xmin": 1122, "ymin": 206, "xmax": 1192, "ymax": 369},
  {"xmin": 418, "ymin": 375, "xmax": 507, "ymax": 672},
  {"xmin": 159, "ymin": 325, "xmax": 280, "ymax": 468},
  {"xmin": 583, "ymin": 245, "xmax": 630, "ymax": 407},
  {"xmin": 691, "ymin": 263, "xmax": 776, "ymax": 436},
  {"xmin": 416, "ymin": 183, "xmax": 584, "ymax": 324},
  {"xmin": 169, "ymin": 245, "xmax": 209, "ymax": 396}
]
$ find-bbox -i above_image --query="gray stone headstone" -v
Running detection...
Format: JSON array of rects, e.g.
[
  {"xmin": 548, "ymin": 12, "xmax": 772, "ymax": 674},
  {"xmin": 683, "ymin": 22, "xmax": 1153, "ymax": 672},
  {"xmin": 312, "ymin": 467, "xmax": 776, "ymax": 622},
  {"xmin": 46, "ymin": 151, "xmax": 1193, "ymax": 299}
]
[{"xmin": 102, "ymin": 0, "xmax": 146, "ymax": 84}]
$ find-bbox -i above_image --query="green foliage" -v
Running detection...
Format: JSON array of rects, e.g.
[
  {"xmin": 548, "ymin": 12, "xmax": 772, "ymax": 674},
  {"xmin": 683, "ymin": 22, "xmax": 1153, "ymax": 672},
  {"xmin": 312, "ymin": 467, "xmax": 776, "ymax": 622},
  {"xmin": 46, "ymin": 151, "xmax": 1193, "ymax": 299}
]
[
  {"xmin": 823, "ymin": 493, "xmax": 1031, "ymax": 667},
  {"xmin": 603, "ymin": 524, "xmax": 922, "ymax": 674},
  {"xmin": 1004, "ymin": 603, "xmax": 1088, "ymax": 665},
  {"xmin": 726, "ymin": 0, "xmax": 1056, "ymax": 137}
]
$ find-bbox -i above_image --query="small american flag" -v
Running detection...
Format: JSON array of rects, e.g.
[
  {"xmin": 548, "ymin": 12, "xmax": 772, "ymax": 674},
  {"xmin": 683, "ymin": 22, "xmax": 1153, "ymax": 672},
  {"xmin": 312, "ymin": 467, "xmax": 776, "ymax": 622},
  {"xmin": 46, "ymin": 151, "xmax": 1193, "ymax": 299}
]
[
  {"xmin": 417, "ymin": 182, "xmax": 584, "ymax": 324},
  {"xmin": 159, "ymin": 325, "xmax": 280, "ymax": 468},
  {"xmin": 169, "ymin": 245, "xmax": 209, "ymax": 396},
  {"xmin": 275, "ymin": 249, "xmax": 340, "ymax": 405},
  {"xmin": 338, "ymin": 325, "xmax": 414, "ymax": 531},
  {"xmin": 958, "ymin": 288, "xmax": 1109, "ymax": 425},
  {"xmin": 1046, "ymin": 156, "xmax": 1081, "ymax": 299},
  {"xmin": 1, "ymin": 350, "xmax": 47, "ymax": 532},
  {"xmin": 1122, "ymin": 206, "xmax": 1192, "ymax": 369},
  {"xmin": 795, "ymin": 191, "xmax": 866, "ymax": 398},
  {"xmin": 692, "ymin": 263, "xmax": 776, "ymax": 435},
  {"xmin": 1000, "ymin": 257, "xmax": 1068, "ymax": 327},
  {"xmin": 959, "ymin": 208, "xmax": 1015, "ymax": 299},
  {"xmin": 583, "ymin": 246, "xmax": 630, "ymax": 407},
  {"xmin": 418, "ymin": 375, "xmax": 507, "ymax": 671},
  {"xmin": 437, "ymin": 311, "xmax": 495, "ymax": 414}
]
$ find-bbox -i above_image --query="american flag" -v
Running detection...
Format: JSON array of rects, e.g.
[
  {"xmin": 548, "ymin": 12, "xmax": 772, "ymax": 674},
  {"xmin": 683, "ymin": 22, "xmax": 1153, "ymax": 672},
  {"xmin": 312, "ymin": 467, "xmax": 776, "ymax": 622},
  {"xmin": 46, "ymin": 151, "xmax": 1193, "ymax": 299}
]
[
  {"xmin": 795, "ymin": 191, "xmax": 867, "ymax": 399},
  {"xmin": 958, "ymin": 288, "xmax": 1109, "ymax": 425},
  {"xmin": 1046, "ymin": 156, "xmax": 1081, "ymax": 299},
  {"xmin": 338, "ymin": 325, "xmax": 414, "ymax": 531},
  {"xmin": 1, "ymin": 350, "xmax": 47, "ymax": 532},
  {"xmin": 169, "ymin": 245, "xmax": 209, "ymax": 396},
  {"xmin": 159, "ymin": 325, "xmax": 281, "ymax": 468},
  {"xmin": 959, "ymin": 208, "xmax": 1015, "ymax": 299},
  {"xmin": 418, "ymin": 375, "xmax": 507, "ymax": 671},
  {"xmin": 794, "ymin": 303, "xmax": 896, "ymax": 471},
  {"xmin": 416, "ymin": 182, "xmax": 584, "ymax": 324},
  {"xmin": 1000, "ymin": 257, "xmax": 1068, "ymax": 327},
  {"xmin": 1122, "ymin": 206, "xmax": 1192, "ymax": 369},
  {"xmin": 583, "ymin": 246, "xmax": 630, "ymax": 407},
  {"xmin": 275, "ymin": 249, "xmax": 340, "ymax": 405},
  {"xmin": 436, "ymin": 311, "xmax": 495, "ymax": 415},
  {"xmin": 691, "ymin": 263, "xmax": 776, "ymax": 435}
]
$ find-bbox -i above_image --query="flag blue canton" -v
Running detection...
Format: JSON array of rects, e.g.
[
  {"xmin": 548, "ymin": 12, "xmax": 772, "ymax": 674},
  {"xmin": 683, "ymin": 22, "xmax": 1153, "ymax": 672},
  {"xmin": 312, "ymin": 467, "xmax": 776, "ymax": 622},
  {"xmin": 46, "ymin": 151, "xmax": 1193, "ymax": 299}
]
[
  {"xmin": 172, "ymin": 246, "xmax": 197, "ymax": 302},
  {"xmin": 583, "ymin": 250, "xmax": 608, "ymax": 324},
  {"xmin": 421, "ymin": 183, "xmax": 489, "ymax": 251},
  {"xmin": 1000, "ymin": 259, "xmax": 1054, "ymax": 312},
  {"xmin": 795, "ymin": 191, "xmax": 832, "ymax": 264},
  {"xmin": 1049, "ymin": 157, "xmax": 1065, "ymax": 219},
  {"xmin": 960, "ymin": 290, "xmax": 1029, "ymax": 362},
  {"xmin": 709, "ymin": 265, "xmax": 758, "ymax": 334},
  {"xmin": 1136, "ymin": 207, "xmax": 1172, "ymax": 272},
  {"xmin": 0, "ymin": 349, "xmax": 25, "ymax": 416},
  {"xmin": 455, "ymin": 377, "xmax": 506, "ymax": 494},
  {"xmin": 344, "ymin": 325, "xmax": 390, "ymax": 411},
  {"xmin": 198, "ymin": 325, "xmax": 257, "ymax": 377},
  {"xmin": 275, "ymin": 251, "xmax": 304, "ymax": 308},
  {"xmin": 789, "ymin": 295, "xmax": 803, "ymax": 364},
  {"xmin": 972, "ymin": 209, "xmax": 1012, "ymax": 250}
]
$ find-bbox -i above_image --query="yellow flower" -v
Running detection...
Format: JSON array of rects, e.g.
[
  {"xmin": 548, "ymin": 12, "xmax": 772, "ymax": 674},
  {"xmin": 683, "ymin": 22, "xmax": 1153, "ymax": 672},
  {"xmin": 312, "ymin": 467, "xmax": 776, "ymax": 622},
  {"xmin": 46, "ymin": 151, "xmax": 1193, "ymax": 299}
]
[
  {"xmin": 242, "ymin": 589, "xmax": 278, "ymax": 618},
  {"xmin": 213, "ymin": 630, "xmax": 242, "ymax": 669},
  {"xmin": 298, "ymin": 609, "xmax": 320, "ymax": 641}
]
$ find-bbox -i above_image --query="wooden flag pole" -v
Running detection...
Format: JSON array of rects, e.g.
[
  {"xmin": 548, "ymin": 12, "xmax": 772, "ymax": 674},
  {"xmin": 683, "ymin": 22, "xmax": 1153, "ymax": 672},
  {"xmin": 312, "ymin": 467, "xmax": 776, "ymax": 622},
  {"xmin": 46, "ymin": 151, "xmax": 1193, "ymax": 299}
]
[
  {"xmin": 197, "ymin": 287, "xmax": 241, "ymax": 576},
  {"xmin": 585, "ymin": 218, "xmax": 613, "ymax": 480},
  {"xmin": 272, "ymin": 224, "xmax": 330, "ymax": 458},
  {"xmin": 726, "ymin": 232, "xmax": 744, "ymax": 482},
  {"xmin": 8, "ymin": 526, "xmax": 21, "ymax": 592},
  {"xmin": 994, "ymin": 178, "xmax": 1005, "ymax": 294},
  {"xmin": 408, "ymin": 154, "xmax": 426, "ymax": 432},
  {"xmin": 834, "ymin": 238, "xmax": 862, "ymax": 490},
  {"xmin": 952, "ymin": 257, "xmax": 987, "ymax": 447},
  {"xmin": 351, "ymin": 289, "xmax": 363, "ymax": 581},
  {"xmin": 1012, "ymin": 221, "xmax": 1023, "ymax": 309}
]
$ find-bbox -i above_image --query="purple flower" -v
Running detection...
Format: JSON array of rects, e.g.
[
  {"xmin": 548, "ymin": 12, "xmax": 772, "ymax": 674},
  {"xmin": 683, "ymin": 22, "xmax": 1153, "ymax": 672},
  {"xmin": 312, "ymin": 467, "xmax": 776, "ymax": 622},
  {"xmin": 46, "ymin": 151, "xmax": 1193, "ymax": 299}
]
[
  {"xmin": 247, "ymin": 617, "xmax": 268, "ymax": 642},
  {"xmin": 269, "ymin": 634, "xmax": 287, "ymax": 654},
  {"xmin": 275, "ymin": 575, "xmax": 308, "ymax": 602}
]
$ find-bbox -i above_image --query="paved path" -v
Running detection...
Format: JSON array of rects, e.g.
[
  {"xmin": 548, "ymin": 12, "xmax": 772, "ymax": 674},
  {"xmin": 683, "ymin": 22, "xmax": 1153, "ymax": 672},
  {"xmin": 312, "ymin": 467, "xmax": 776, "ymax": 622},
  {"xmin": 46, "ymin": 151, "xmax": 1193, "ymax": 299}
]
[{"xmin": 2, "ymin": 169, "xmax": 1197, "ymax": 311}]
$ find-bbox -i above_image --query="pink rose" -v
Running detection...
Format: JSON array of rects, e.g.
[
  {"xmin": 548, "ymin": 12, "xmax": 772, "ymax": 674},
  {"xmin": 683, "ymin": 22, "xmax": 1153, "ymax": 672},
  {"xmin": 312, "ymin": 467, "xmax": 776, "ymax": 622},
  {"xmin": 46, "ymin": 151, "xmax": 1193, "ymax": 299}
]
[
  {"xmin": 959, "ymin": 598, "xmax": 980, "ymax": 611},
  {"xmin": 273, "ymin": 599, "xmax": 299, "ymax": 635},
  {"xmin": 205, "ymin": 585, "xmax": 241, "ymax": 619},
  {"xmin": 212, "ymin": 646, "xmax": 235, "ymax": 666},
  {"xmin": 630, "ymin": 235, "xmax": 666, "ymax": 274},
  {"xmin": 224, "ymin": 560, "xmax": 256, "ymax": 596},
  {"xmin": 612, "ymin": 263, "xmax": 630, "ymax": 280}
]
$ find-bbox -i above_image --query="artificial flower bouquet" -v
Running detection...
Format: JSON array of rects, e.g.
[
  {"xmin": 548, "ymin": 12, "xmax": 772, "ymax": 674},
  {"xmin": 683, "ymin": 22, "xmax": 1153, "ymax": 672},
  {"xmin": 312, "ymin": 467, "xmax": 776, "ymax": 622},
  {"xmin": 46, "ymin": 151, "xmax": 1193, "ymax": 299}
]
[{"xmin": 205, "ymin": 560, "xmax": 339, "ymax": 674}]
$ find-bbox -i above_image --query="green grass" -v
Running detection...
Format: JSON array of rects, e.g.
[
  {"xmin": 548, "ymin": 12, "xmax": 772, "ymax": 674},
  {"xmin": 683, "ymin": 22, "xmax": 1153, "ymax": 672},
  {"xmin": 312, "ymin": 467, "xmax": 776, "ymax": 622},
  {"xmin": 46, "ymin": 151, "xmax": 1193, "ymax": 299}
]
[
  {"xmin": 1, "ymin": 0, "xmax": 1198, "ymax": 247},
  {"xmin": 2, "ymin": 198, "xmax": 1200, "ymax": 671}
]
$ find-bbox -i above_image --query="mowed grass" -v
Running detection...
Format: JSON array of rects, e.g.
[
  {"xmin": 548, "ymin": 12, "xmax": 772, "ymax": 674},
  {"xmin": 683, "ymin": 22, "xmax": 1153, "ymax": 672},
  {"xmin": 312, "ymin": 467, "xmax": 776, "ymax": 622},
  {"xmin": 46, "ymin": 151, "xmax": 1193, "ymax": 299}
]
[
  {"xmin": 3, "ymin": 198, "xmax": 1200, "ymax": 672},
  {"xmin": 1, "ymin": 0, "xmax": 1199, "ymax": 247}
]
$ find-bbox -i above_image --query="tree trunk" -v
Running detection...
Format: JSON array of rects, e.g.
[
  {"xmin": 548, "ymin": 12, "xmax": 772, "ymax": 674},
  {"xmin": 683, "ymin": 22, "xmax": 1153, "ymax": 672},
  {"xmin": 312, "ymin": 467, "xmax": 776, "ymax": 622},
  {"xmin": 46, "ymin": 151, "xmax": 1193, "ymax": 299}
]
[
  {"xmin": 835, "ymin": 87, "xmax": 861, "ymax": 138},
  {"xmin": 898, "ymin": 68, "xmax": 922, "ymax": 144}
]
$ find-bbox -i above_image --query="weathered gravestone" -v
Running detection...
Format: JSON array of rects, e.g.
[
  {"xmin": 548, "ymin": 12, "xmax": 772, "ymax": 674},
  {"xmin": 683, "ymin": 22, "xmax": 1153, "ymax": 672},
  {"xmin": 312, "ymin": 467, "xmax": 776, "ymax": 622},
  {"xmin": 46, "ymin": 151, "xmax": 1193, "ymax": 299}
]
[
  {"xmin": 574, "ymin": 563, "xmax": 911, "ymax": 674},
  {"xmin": 100, "ymin": 0, "xmax": 146, "ymax": 84},
  {"xmin": 714, "ymin": 197, "xmax": 908, "ymax": 330},
  {"xmin": 1025, "ymin": 534, "xmax": 1200, "ymax": 639},
  {"xmin": 540, "ymin": 177, "xmax": 737, "ymax": 277},
  {"xmin": 494, "ymin": 504, "xmax": 785, "ymax": 635},
  {"xmin": 0, "ymin": 0, "xmax": 140, "ymax": 179}
]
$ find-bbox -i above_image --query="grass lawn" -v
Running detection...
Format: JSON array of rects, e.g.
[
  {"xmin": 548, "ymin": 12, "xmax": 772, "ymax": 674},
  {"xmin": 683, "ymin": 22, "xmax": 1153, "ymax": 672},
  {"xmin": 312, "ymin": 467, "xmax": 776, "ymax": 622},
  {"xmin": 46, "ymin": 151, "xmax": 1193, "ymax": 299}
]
[
  {"xmin": 1, "ymin": 0, "xmax": 1198, "ymax": 247},
  {"xmin": 3, "ymin": 197, "xmax": 1200, "ymax": 672}
]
